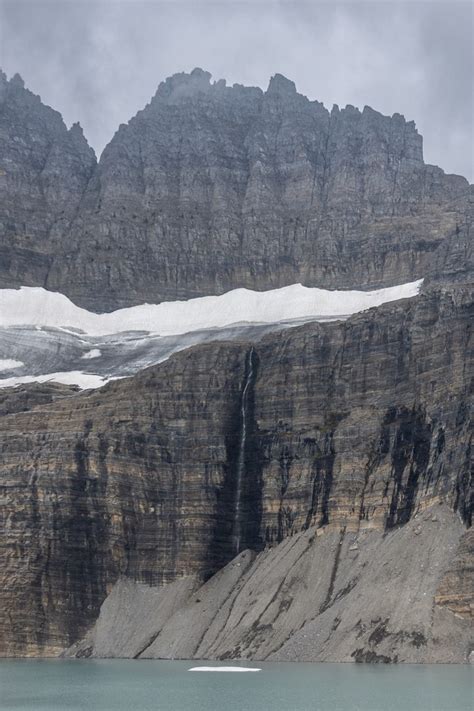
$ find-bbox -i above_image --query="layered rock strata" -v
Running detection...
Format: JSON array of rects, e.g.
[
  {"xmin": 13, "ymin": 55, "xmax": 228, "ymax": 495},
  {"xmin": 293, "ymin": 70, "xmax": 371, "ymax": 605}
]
[{"xmin": 0, "ymin": 284, "xmax": 471, "ymax": 657}]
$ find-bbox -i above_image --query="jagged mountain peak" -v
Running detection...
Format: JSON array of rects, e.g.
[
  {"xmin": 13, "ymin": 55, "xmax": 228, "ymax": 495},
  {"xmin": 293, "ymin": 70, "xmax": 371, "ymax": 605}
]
[
  {"xmin": 0, "ymin": 69, "xmax": 27, "ymax": 90},
  {"xmin": 154, "ymin": 67, "xmax": 216, "ymax": 101},
  {"xmin": 150, "ymin": 67, "xmax": 265, "ymax": 107},
  {"xmin": 267, "ymin": 72, "xmax": 298, "ymax": 95},
  {"xmin": 10, "ymin": 72, "xmax": 25, "ymax": 88},
  {"xmin": 68, "ymin": 121, "xmax": 96, "ymax": 159}
]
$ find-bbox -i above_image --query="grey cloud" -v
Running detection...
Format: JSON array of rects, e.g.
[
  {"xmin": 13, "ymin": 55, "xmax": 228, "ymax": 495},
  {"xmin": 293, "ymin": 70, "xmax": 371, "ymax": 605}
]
[{"xmin": 0, "ymin": 0, "xmax": 472, "ymax": 180}]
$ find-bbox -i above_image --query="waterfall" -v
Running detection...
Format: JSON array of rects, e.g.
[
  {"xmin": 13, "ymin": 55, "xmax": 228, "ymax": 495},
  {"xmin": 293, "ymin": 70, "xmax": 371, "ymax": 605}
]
[{"xmin": 232, "ymin": 347, "xmax": 256, "ymax": 555}]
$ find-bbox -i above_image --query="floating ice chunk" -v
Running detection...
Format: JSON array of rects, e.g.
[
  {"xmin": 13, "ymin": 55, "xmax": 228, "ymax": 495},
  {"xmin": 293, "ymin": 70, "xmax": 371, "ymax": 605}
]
[{"xmin": 188, "ymin": 666, "xmax": 261, "ymax": 672}]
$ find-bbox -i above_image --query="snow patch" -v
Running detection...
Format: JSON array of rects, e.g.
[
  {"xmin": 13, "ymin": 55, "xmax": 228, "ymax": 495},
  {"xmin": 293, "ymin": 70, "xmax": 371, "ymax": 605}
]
[
  {"xmin": 0, "ymin": 281, "xmax": 423, "ymax": 391},
  {"xmin": 0, "ymin": 358, "xmax": 24, "ymax": 371},
  {"xmin": 0, "ymin": 371, "xmax": 108, "ymax": 389},
  {"xmin": 81, "ymin": 348, "xmax": 102, "ymax": 360},
  {"xmin": 0, "ymin": 280, "xmax": 423, "ymax": 337}
]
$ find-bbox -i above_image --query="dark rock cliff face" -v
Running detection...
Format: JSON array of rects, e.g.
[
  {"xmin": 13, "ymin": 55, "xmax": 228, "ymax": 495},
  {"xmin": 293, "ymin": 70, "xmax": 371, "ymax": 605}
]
[
  {"xmin": 0, "ymin": 67, "xmax": 471, "ymax": 662},
  {"xmin": 0, "ymin": 71, "xmax": 96, "ymax": 290},
  {"xmin": 0, "ymin": 285, "xmax": 471, "ymax": 656},
  {"xmin": 0, "ymin": 68, "xmax": 471, "ymax": 310}
]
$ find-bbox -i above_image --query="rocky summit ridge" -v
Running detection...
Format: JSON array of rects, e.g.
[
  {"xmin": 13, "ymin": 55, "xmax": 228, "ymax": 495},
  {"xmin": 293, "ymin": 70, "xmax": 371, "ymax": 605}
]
[
  {"xmin": 0, "ymin": 68, "xmax": 472, "ymax": 310},
  {"xmin": 0, "ymin": 68, "xmax": 472, "ymax": 663}
]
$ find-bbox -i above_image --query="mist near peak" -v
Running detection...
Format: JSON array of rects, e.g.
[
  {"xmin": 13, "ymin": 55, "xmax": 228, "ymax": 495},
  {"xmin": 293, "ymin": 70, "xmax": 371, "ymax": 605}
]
[{"xmin": 0, "ymin": 0, "xmax": 472, "ymax": 180}]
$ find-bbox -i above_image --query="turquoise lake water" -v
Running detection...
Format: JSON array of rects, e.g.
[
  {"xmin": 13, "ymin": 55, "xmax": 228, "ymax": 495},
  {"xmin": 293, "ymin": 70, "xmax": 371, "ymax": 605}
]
[{"xmin": 0, "ymin": 659, "xmax": 472, "ymax": 711}]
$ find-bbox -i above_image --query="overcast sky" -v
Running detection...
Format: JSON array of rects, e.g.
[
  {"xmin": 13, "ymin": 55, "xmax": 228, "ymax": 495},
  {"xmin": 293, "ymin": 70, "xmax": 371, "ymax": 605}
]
[{"xmin": 0, "ymin": 0, "xmax": 472, "ymax": 180}]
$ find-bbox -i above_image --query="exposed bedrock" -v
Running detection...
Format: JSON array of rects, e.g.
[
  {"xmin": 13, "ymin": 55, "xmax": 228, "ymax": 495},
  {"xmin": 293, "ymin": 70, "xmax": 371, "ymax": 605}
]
[
  {"xmin": 0, "ymin": 69, "xmax": 472, "ymax": 310},
  {"xmin": 0, "ymin": 284, "xmax": 471, "ymax": 657}
]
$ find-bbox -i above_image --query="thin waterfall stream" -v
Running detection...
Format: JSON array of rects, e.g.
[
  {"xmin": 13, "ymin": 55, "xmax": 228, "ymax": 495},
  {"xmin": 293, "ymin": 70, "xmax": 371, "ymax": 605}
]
[{"xmin": 232, "ymin": 347, "xmax": 256, "ymax": 555}]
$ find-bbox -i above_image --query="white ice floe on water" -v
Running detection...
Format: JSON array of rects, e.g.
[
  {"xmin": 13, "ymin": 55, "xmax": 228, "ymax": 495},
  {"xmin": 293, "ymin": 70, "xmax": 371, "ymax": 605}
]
[
  {"xmin": 0, "ymin": 358, "xmax": 24, "ymax": 371},
  {"xmin": 0, "ymin": 280, "xmax": 423, "ymax": 337},
  {"xmin": 188, "ymin": 667, "xmax": 261, "ymax": 672}
]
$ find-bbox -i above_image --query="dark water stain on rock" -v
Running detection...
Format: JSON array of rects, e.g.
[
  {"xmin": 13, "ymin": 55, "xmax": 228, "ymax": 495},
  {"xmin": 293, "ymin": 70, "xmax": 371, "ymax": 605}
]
[
  {"xmin": 385, "ymin": 406, "xmax": 432, "ymax": 529},
  {"xmin": 208, "ymin": 348, "xmax": 263, "ymax": 577}
]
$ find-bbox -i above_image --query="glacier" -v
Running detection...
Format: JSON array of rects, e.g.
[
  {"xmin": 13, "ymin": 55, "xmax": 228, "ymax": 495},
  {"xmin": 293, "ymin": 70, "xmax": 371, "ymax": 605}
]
[{"xmin": 0, "ymin": 280, "xmax": 423, "ymax": 390}]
